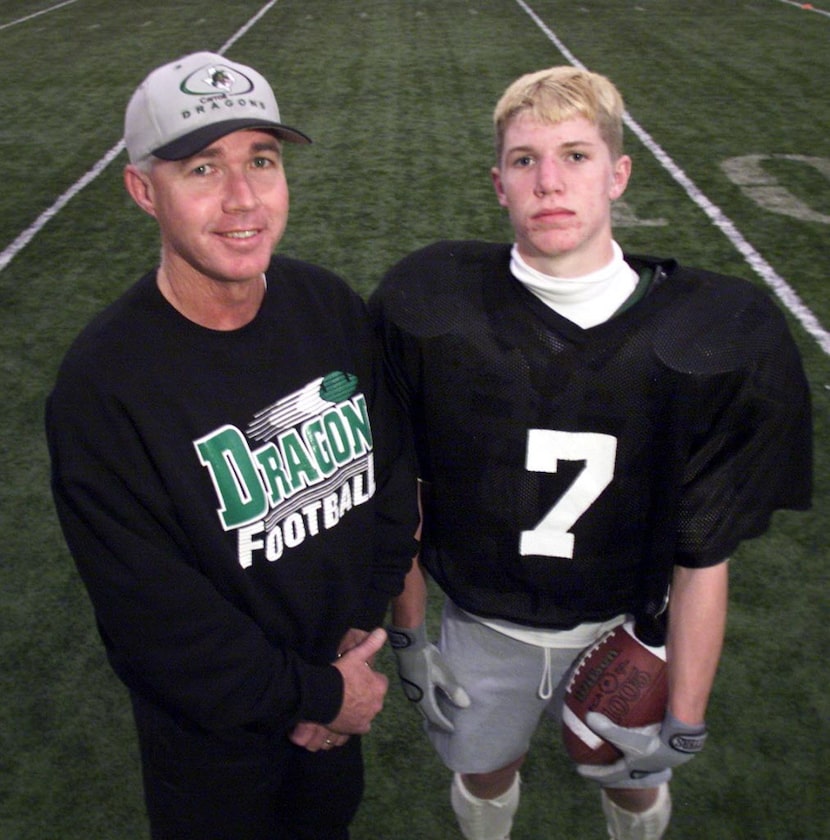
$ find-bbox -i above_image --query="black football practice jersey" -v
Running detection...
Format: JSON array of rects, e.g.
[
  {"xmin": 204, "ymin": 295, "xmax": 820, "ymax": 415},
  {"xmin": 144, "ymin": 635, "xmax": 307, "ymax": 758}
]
[{"xmin": 371, "ymin": 241, "xmax": 812, "ymax": 629}]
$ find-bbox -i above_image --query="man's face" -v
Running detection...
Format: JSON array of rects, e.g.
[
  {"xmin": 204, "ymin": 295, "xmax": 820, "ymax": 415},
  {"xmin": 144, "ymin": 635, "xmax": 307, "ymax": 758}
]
[
  {"xmin": 491, "ymin": 114, "xmax": 631, "ymax": 277},
  {"xmin": 133, "ymin": 129, "xmax": 290, "ymax": 286}
]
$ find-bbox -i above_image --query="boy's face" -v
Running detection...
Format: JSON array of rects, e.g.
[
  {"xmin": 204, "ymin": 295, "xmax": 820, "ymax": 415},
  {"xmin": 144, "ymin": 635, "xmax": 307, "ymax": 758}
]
[{"xmin": 491, "ymin": 114, "xmax": 631, "ymax": 277}]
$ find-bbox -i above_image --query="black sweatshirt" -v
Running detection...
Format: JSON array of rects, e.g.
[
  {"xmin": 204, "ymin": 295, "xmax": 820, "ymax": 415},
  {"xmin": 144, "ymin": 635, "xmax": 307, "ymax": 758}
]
[{"xmin": 47, "ymin": 256, "xmax": 418, "ymax": 734}]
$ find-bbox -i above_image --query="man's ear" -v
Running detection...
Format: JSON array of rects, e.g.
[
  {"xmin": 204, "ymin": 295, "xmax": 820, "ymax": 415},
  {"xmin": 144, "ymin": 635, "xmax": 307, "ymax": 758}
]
[
  {"xmin": 123, "ymin": 165, "xmax": 158, "ymax": 218},
  {"xmin": 609, "ymin": 154, "xmax": 632, "ymax": 201}
]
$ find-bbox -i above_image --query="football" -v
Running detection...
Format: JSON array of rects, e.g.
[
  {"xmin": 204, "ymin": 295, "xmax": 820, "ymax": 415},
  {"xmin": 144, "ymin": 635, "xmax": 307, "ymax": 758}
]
[{"xmin": 561, "ymin": 620, "xmax": 668, "ymax": 765}]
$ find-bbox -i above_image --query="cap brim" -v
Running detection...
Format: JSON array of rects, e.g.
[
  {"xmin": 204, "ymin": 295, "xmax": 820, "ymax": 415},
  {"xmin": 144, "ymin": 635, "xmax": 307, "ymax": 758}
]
[{"xmin": 152, "ymin": 118, "xmax": 312, "ymax": 160}]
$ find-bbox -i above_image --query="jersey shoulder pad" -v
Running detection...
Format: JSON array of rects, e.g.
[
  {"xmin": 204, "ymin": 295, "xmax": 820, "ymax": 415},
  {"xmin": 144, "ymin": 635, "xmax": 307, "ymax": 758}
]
[
  {"xmin": 373, "ymin": 240, "xmax": 509, "ymax": 333},
  {"xmin": 650, "ymin": 266, "xmax": 789, "ymax": 375}
]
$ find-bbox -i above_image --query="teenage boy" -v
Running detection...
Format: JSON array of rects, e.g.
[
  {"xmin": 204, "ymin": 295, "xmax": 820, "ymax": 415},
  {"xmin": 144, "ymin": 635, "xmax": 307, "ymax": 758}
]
[{"xmin": 371, "ymin": 66, "xmax": 811, "ymax": 840}]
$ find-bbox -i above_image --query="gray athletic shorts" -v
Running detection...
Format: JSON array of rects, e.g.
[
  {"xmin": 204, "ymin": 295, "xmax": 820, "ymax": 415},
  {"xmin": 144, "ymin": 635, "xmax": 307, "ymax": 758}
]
[{"xmin": 427, "ymin": 600, "xmax": 598, "ymax": 774}]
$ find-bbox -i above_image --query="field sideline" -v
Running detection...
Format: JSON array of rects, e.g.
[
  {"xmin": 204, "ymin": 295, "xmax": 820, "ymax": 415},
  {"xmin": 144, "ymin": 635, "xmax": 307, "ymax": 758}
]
[{"xmin": 1, "ymin": 1, "xmax": 828, "ymax": 838}]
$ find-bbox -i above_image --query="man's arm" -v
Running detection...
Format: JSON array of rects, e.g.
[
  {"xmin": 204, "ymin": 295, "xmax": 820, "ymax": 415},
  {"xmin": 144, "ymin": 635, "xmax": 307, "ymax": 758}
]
[
  {"xmin": 46, "ymin": 376, "xmax": 345, "ymax": 735},
  {"xmin": 351, "ymin": 337, "xmax": 420, "ymax": 629}
]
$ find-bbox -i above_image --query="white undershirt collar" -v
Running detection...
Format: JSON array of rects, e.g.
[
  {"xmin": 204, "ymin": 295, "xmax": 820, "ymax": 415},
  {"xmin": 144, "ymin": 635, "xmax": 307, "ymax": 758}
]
[{"xmin": 510, "ymin": 241, "xmax": 638, "ymax": 329}]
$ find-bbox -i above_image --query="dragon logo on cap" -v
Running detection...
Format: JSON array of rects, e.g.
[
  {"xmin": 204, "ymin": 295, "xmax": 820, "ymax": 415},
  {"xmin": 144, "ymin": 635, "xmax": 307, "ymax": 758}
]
[
  {"xmin": 206, "ymin": 66, "xmax": 234, "ymax": 92},
  {"xmin": 180, "ymin": 62, "xmax": 255, "ymax": 97}
]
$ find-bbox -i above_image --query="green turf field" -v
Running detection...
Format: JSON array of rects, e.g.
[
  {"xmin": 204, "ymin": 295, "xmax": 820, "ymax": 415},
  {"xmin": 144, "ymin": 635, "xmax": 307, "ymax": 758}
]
[{"xmin": 1, "ymin": 1, "xmax": 828, "ymax": 837}]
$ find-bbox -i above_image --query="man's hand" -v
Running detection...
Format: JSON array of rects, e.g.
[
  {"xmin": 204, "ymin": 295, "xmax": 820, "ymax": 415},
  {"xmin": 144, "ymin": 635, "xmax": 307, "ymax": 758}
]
[
  {"xmin": 336, "ymin": 627, "xmax": 371, "ymax": 660},
  {"xmin": 577, "ymin": 711, "xmax": 707, "ymax": 789},
  {"xmin": 289, "ymin": 721, "xmax": 349, "ymax": 752},
  {"xmin": 388, "ymin": 623, "xmax": 470, "ymax": 732},
  {"xmin": 289, "ymin": 628, "xmax": 385, "ymax": 750},
  {"xmin": 327, "ymin": 628, "xmax": 389, "ymax": 735}
]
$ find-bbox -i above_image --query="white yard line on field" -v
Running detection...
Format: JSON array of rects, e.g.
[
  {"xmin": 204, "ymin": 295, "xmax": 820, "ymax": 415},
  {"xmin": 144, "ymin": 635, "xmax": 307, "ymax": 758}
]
[
  {"xmin": 0, "ymin": 142, "xmax": 125, "ymax": 274},
  {"xmin": 0, "ymin": 0, "xmax": 282, "ymax": 275},
  {"xmin": 218, "ymin": 0, "xmax": 281, "ymax": 52},
  {"xmin": 515, "ymin": 0, "xmax": 830, "ymax": 356},
  {"xmin": 777, "ymin": 0, "xmax": 830, "ymax": 18},
  {"xmin": 0, "ymin": 0, "xmax": 79, "ymax": 32}
]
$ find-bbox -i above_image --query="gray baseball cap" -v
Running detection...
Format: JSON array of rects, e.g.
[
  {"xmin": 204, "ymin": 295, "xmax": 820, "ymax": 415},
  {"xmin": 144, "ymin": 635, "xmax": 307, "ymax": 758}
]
[{"xmin": 124, "ymin": 51, "xmax": 311, "ymax": 163}]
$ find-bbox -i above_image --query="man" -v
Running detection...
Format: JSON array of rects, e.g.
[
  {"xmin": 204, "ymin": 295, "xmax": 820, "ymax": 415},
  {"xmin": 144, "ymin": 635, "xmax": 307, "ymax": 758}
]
[
  {"xmin": 46, "ymin": 52, "xmax": 418, "ymax": 840},
  {"xmin": 370, "ymin": 67, "xmax": 811, "ymax": 839}
]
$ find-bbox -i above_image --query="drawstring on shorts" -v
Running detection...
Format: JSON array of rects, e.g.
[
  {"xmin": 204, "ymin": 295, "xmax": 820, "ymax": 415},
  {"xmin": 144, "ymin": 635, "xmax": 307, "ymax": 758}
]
[{"xmin": 538, "ymin": 646, "xmax": 554, "ymax": 700}]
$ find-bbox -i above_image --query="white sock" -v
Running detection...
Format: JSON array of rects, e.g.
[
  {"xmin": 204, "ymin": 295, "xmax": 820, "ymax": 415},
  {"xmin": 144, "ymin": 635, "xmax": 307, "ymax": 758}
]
[
  {"xmin": 450, "ymin": 772, "xmax": 520, "ymax": 840},
  {"xmin": 601, "ymin": 783, "xmax": 672, "ymax": 840}
]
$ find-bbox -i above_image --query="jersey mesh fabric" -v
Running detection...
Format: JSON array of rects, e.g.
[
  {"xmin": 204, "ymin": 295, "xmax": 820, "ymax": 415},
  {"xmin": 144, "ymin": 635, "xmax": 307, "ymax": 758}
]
[{"xmin": 371, "ymin": 241, "xmax": 811, "ymax": 630}]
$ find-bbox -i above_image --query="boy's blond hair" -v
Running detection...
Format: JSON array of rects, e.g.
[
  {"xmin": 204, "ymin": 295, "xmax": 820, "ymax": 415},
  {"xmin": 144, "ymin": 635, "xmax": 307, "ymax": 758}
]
[{"xmin": 493, "ymin": 67, "xmax": 625, "ymax": 161}]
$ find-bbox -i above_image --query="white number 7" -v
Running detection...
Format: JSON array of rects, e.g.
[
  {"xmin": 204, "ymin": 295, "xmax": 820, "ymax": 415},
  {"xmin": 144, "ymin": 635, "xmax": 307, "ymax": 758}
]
[{"xmin": 520, "ymin": 429, "xmax": 617, "ymax": 558}]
